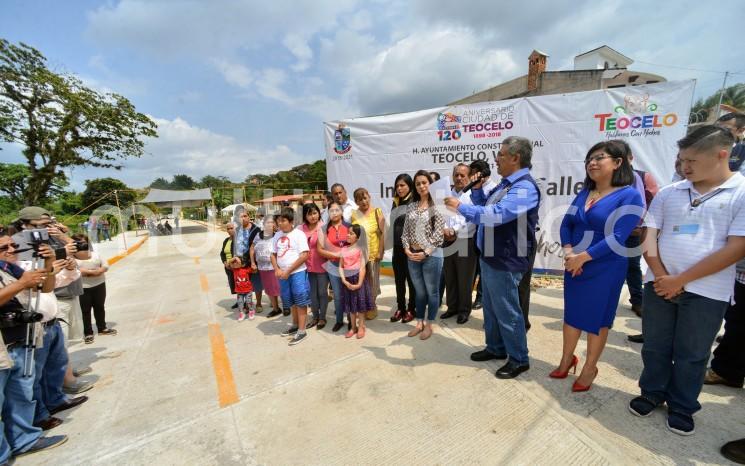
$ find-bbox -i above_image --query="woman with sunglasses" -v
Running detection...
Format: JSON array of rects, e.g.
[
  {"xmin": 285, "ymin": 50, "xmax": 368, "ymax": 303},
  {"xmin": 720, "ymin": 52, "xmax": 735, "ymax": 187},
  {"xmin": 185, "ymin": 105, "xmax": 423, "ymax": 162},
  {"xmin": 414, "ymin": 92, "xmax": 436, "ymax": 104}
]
[{"xmin": 551, "ymin": 140, "xmax": 643, "ymax": 391}]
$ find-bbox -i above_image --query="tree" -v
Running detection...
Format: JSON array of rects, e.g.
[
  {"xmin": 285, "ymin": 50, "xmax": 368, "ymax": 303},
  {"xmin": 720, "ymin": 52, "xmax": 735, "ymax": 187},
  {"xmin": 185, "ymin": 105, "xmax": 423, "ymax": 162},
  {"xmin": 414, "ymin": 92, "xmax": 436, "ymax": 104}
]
[
  {"xmin": 691, "ymin": 82, "xmax": 745, "ymax": 123},
  {"xmin": 0, "ymin": 162, "xmax": 67, "ymax": 205},
  {"xmin": 0, "ymin": 39, "xmax": 157, "ymax": 206},
  {"xmin": 170, "ymin": 174, "xmax": 195, "ymax": 190},
  {"xmin": 149, "ymin": 177, "xmax": 171, "ymax": 189},
  {"xmin": 81, "ymin": 177, "xmax": 135, "ymax": 213}
]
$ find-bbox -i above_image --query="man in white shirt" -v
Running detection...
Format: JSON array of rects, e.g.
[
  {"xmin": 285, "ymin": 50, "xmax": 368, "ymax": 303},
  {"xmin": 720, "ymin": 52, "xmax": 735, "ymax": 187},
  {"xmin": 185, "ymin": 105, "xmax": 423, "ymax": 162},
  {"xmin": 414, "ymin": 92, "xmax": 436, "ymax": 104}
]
[
  {"xmin": 630, "ymin": 125, "xmax": 745, "ymax": 436},
  {"xmin": 330, "ymin": 183, "xmax": 357, "ymax": 224},
  {"xmin": 441, "ymin": 164, "xmax": 479, "ymax": 324}
]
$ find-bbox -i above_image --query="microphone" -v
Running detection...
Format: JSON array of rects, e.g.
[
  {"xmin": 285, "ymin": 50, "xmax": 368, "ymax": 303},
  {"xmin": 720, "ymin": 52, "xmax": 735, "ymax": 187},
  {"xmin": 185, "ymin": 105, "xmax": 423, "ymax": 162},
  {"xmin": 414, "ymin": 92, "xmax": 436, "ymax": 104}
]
[{"xmin": 461, "ymin": 172, "xmax": 485, "ymax": 193}]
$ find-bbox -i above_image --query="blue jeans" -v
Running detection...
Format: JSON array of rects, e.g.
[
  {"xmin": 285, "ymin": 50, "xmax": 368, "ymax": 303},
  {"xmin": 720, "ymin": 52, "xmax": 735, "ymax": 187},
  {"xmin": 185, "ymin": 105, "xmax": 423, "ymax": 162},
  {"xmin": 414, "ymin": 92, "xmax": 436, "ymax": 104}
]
[
  {"xmin": 34, "ymin": 322, "xmax": 69, "ymax": 422},
  {"xmin": 625, "ymin": 234, "xmax": 643, "ymax": 305},
  {"xmin": 640, "ymin": 285, "xmax": 728, "ymax": 415},
  {"xmin": 327, "ymin": 264, "xmax": 345, "ymax": 323},
  {"xmin": 0, "ymin": 345, "xmax": 42, "ymax": 462},
  {"xmin": 407, "ymin": 253, "xmax": 443, "ymax": 321},
  {"xmin": 480, "ymin": 259, "xmax": 529, "ymax": 365},
  {"xmin": 308, "ymin": 272, "xmax": 330, "ymax": 321}
]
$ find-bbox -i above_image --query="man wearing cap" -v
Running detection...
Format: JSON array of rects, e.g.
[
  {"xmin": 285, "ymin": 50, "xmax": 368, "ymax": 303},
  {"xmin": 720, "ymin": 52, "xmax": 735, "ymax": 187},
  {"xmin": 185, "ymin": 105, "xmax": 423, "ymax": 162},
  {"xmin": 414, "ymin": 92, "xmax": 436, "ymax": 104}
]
[
  {"xmin": 11, "ymin": 208, "xmax": 91, "ymax": 413},
  {"xmin": 0, "ymin": 231, "xmax": 68, "ymax": 460}
]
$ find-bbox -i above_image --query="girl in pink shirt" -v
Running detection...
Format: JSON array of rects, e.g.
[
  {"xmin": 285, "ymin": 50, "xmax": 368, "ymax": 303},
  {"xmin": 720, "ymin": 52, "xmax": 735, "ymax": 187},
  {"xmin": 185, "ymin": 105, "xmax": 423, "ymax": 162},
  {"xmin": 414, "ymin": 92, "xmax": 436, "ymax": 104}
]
[
  {"xmin": 300, "ymin": 203, "xmax": 329, "ymax": 330},
  {"xmin": 340, "ymin": 224, "xmax": 373, "ymax": 339}
]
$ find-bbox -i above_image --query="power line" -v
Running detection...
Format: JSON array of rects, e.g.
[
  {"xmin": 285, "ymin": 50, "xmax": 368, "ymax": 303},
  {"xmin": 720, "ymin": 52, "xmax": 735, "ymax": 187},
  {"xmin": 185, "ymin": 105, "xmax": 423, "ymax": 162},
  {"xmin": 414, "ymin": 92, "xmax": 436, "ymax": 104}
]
[{"xmin": 634, "ymin": 60, "xmax": 745, "ymax": 76}]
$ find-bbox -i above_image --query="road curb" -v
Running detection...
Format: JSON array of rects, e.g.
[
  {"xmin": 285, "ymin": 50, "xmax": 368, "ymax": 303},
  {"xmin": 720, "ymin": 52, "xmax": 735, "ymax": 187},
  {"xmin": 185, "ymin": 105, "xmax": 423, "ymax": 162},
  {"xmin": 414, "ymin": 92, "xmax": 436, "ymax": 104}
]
[{"xmin": 107, "ymin": 234, "xmax": 149, "ymax": 266}]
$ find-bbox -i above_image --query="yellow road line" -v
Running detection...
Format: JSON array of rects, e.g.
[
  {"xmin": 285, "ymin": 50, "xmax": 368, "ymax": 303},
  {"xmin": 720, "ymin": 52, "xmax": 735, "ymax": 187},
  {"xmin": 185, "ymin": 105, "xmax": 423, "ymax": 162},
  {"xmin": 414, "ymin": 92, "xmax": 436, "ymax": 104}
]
[
  {"xmin": 200, "ymin": 273, "xmax": 209, "ymax": 292},
  {"xmin": 107, "ymin": 235, "xmax": 149, "ymax": 266},
  {"xmin": 194, "ymin": 256, "xmax": 200, "ymax": 265},
  {"xmin": 208, "ymin": 323, "xmax": 239, "ymax": 407}
]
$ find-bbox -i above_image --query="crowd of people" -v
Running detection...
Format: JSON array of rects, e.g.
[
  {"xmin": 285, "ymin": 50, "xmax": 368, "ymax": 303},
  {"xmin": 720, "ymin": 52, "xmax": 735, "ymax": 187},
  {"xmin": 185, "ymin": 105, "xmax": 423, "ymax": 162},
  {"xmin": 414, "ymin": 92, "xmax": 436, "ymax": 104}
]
[
  {"xmin": 0, "ymin": 206, "xmax": 116, "ymax": 463},
  {"xmin": 220, "ymin": 113, "xmax": 745, "ymax": 460}
]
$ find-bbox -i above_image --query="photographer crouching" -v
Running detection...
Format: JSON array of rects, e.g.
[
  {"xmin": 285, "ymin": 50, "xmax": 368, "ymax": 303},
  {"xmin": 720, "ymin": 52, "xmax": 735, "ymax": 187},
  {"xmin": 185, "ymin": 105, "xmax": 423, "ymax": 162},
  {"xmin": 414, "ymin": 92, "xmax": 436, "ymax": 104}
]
[{"xmin": 0, "ymin": 230, "xmax": 68, "ymax": 461}]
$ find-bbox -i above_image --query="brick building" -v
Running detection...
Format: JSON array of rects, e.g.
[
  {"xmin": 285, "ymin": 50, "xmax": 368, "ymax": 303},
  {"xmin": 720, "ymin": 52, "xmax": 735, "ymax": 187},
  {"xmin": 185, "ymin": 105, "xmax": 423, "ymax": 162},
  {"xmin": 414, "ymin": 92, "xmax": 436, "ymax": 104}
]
[{"xmin": 450, "ymin": 45, "xmax": 666, "ymax": 104}]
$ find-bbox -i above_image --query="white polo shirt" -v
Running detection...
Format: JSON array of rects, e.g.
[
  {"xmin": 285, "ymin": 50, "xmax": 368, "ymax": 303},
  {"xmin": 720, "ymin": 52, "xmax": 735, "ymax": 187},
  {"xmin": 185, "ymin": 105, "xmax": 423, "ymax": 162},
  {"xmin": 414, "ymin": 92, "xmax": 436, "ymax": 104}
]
[{"xmin": 644, "ymin": 172, "xmax": 745, "ymax": 303}]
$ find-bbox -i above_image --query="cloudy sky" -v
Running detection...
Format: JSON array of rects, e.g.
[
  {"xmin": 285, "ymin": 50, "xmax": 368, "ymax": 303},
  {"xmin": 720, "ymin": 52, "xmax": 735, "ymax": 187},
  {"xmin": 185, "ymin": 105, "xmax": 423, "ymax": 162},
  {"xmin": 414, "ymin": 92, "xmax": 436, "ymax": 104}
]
[{"xmin": 1, "ymin": 0, "xmax": 741, "ymax": 189}]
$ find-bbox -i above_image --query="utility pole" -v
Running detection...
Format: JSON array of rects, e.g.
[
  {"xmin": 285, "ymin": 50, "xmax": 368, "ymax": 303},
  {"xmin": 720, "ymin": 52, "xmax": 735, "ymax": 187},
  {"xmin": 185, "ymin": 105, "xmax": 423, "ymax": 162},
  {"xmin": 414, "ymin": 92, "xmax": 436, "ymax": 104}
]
[
  {"xmin": 114, "ymin": 190, "xmax": 128, "ymax": 250},
  {"xmin": 716, "ymin": 71, "xmax": 730, "ymax": 119}
]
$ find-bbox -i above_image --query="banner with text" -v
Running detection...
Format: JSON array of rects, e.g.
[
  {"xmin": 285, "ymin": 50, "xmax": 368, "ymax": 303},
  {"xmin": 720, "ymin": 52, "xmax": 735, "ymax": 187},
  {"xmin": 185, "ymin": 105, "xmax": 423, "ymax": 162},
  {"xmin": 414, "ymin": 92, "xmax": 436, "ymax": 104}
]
[{"xmin": 325, "ymin": 80, "xmax": 695, "ymax": 271}]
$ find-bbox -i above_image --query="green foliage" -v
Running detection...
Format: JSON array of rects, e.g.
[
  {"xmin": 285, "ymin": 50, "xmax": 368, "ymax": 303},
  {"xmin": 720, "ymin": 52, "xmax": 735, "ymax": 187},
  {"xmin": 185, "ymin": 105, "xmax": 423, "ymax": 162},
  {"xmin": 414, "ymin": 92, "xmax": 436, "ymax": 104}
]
[
  {"xmin": 170, "ymin": 174, "xmax": 196, "ymax": 190},
  {"xmin": 691, "ymin": 82, "xmax": 745, "ymax": 123},
  {"xmin": 241, "ymin": 159, "xmax": 327, "ymax": 201},
  {"xmin": 149, "ymin": 177, "xmax": 171, "ymax": 189},
  {"xmin": 81, "ymin": 177, "xmax": 135, "ymax": 213},
  {"xmin": 0, "ymin": 39, "xmax": 157, "ymax": 206},
  {"xmin": 0, "ymin": 162, "xmax": 67, "ymax": 205}
]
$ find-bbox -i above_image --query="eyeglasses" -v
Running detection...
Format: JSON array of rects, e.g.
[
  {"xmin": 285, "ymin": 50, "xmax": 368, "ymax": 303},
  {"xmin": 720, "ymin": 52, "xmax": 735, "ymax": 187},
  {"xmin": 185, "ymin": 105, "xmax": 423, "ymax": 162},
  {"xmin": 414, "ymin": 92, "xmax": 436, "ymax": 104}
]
[
  {"xmin": 0, "ymin": 243, "xmax": 19, "ymax": 252},
  {"xmin": 585, "ymin": 154, "xmax": 613, "ymax": 165}
]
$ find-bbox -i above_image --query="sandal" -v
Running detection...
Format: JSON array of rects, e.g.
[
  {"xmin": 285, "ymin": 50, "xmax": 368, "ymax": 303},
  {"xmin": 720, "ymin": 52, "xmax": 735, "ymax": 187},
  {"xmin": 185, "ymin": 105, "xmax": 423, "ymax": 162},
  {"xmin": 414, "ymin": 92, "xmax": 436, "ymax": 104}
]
[
  {"xmin": 317, "ymin": 319, "xmax": 327, "ymax": 330},
  {"xmin": 407, "ymin": 326, "xmax": 423, "ymax": 337},
  {"xmin": 84, "ymin": 335, "xmax": 94, "ymax": 344},
  {"xmin": 99, "ymin": 328, "xmax": 117, "ymax": 336}
]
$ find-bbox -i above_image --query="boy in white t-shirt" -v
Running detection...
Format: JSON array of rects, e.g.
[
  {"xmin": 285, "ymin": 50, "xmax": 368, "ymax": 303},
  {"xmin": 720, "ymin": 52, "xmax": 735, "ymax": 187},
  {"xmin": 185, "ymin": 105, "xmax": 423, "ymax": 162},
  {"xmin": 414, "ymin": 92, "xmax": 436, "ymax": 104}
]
[
  {"xmin": 629, "ymin": 125, "xmax": 745, "ymax": 436},
  {"xmin": 271, "ymin": 208, "xmax": 311, "ymax": 346}
]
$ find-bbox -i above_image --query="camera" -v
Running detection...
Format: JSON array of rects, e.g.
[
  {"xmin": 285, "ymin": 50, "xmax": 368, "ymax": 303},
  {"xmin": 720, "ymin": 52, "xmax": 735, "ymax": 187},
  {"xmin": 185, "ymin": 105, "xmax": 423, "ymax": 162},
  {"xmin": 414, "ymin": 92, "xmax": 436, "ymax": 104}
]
[
  {"xmin": 21, "ymin": 229, "xmax": 49, "ymax": 247},
  {"xmin": 0, "ymin": 300, "xmax": 43, "ymax": 328}
]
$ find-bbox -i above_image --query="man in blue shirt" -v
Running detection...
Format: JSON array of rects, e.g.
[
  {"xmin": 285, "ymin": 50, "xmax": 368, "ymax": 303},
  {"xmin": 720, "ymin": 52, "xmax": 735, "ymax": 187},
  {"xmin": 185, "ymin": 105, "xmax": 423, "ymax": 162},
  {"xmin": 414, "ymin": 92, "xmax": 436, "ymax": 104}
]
[{"xmin": 445, "ymin": 136, "xmax": 540, "ymax": 379}]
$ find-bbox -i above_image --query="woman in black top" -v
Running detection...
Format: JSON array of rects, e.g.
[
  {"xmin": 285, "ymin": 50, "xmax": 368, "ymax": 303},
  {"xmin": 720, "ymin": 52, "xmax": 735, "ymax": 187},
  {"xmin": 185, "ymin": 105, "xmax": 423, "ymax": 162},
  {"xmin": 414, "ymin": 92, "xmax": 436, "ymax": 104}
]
[
  {"xmin": 390, "ymin": 173, "xmax": 416, "ymax": 323},
  {"xmin": 220, "ymin": 223, "xmax": 237, "ymax": 308}
]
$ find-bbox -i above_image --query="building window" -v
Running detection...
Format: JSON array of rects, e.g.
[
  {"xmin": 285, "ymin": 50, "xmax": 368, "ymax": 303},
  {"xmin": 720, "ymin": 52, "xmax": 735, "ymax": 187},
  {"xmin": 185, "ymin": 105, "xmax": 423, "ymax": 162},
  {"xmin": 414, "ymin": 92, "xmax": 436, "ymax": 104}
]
[{"xmin": 628, "ymin": 75, "xmax": 639, "ymax": 83}]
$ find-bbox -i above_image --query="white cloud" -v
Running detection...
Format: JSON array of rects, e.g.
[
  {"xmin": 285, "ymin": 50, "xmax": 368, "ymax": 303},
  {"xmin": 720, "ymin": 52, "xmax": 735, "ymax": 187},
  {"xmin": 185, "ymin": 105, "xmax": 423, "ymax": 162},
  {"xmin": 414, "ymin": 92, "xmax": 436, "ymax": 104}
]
[
  {"xmin": 86, "ymin": 0, "xmax": 359, "ymax": 57},
  {"xmin": 212, "ymin": 59, "xmax": 253, "ymax": 88},
  {"xmin": 348, "ymin": 10, "xmax": 373, "ymax": 31},
  {"xmin": 67, "ymin": 116, "xmax": 317, "ymax": 188},
  {"xmin": 283, "ymin": 34, "xmax": 314, "ymax": 72},
  {"xmin": 348, "ymin": 28, "xmax": 519, "ymax": 115}
]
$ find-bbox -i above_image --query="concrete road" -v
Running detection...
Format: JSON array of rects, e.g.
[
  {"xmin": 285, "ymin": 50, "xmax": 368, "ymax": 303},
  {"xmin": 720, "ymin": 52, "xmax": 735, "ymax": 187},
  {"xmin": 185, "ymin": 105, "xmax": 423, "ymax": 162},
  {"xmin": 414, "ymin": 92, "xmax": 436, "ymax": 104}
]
[{"xmin": 25, "ymin": 221, "xmax": 743, "ymax": 465}]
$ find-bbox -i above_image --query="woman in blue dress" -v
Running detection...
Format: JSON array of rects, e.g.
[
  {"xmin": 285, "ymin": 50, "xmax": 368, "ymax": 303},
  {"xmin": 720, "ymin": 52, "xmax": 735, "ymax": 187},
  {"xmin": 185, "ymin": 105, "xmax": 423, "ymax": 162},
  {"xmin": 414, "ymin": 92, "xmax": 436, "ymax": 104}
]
[{"xmin": 551, "ymin": 140, "xmax": 644, "ymax": 392}]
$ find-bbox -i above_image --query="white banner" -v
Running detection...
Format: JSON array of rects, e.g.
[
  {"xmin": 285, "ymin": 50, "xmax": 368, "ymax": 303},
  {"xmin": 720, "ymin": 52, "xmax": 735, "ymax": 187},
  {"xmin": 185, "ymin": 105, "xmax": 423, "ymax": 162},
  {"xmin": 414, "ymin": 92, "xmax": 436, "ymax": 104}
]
[{"xmin": 325, "ymin": 80, "xmax": 695, "ymax": 272}]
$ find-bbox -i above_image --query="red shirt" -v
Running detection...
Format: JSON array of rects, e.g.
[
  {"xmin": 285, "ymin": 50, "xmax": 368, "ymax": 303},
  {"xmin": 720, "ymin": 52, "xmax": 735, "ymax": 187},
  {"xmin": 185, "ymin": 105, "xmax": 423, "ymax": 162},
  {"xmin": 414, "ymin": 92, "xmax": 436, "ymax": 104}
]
[
  {"xmin": 233, "ymin": 267, "xmax": 253, "ymax": 294},
  {"xmin": 325, "ymin": 222, "xmax": 350, "ymax": 263}
]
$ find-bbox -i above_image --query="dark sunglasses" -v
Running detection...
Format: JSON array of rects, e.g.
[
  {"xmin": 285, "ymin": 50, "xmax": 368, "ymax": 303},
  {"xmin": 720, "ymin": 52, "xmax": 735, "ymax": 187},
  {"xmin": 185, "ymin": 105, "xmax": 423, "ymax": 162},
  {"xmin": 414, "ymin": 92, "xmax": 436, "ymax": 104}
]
[{"xmin": 0, "ymin": 243, "xmax": 20, "ymax": 252}]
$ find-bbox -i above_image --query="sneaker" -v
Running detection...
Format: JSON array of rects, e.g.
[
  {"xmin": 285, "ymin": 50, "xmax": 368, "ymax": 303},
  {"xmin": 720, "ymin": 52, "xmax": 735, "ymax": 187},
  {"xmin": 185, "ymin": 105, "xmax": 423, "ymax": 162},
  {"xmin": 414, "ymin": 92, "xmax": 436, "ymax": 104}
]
[
  {"xmin": 628, "ymin": 396, "xmax": 659, "ymax": 417},
  {"xmin": 231, "ymin": 303, "xmax": 239, "ymax": 309},
  {"xmin": 15, "ymin": 435, "xmax": 68, "ymax": 457},
  {"xmin": 289, "ymin": 332, "xmax": 307, "ymax": 346},
  {"xmin": 256, "ymin": 305, "xmax": 264, "ymax": 314},
  {"xmin": 237, "ymin": 311, "xmax": 246, "ymax": 322},
  {"xmin": 248, "ymin": 310, "xmax": 255, "ymax": 320},
  {"xmin": 666, "ymin": 411, "xmax": 695, "ymax": 436},
  {"xmin": 280, "ymin": 326, "xmax": 299, "ymax": 337},
  {"xmin": 266, "ymin": 309, "xmax": 282, "ymax": 318},
  {"xmin": 282, "ymin": 308, "xmax": 291, "ymax": 316}
]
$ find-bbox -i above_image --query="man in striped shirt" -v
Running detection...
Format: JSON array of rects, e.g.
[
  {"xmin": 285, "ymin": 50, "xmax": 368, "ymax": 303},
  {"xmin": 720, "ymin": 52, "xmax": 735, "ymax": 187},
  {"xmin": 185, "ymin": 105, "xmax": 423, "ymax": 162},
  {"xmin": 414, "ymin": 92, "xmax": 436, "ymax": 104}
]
[{"xmin": 629, "ymin": 125, "xmax": 745, "ymax": 436}]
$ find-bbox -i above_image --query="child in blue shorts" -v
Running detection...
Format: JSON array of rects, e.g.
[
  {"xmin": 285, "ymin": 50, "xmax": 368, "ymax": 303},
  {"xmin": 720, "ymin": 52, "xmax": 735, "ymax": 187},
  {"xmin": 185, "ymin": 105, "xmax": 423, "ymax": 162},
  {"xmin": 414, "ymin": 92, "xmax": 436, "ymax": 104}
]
[{"xmin": 271, "ymin": 208, "xmax": 311, "ymax": 346}]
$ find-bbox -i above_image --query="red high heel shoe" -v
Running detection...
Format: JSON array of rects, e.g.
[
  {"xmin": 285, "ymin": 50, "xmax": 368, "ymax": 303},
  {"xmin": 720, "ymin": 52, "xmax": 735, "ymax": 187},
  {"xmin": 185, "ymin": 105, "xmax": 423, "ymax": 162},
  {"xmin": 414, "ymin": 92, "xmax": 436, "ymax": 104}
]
[
  {"xmin": 549, "ymin": 355, "xmax": 579, "ymax": 379},
  {"xmin": 572, "ymin": 368, "xmax": 599, "ymax": 392}
]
